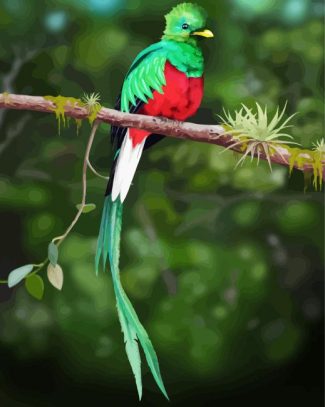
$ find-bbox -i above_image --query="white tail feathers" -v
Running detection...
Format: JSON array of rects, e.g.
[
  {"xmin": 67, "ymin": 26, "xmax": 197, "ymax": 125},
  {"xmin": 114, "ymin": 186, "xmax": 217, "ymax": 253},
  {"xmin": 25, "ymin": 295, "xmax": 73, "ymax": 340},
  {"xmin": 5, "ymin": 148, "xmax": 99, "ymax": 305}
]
[{"xmin": 111, "ymin": 130, "xmax": 146, "ymax": 203}]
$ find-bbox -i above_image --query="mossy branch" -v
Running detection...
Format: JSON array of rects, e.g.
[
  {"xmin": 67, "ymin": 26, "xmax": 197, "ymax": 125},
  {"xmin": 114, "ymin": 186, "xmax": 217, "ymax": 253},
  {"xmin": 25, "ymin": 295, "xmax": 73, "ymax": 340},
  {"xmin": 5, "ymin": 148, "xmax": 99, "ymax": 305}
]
[{"xmin": 0, "ymin": 93, "xmax": 324, "ymax": 181}]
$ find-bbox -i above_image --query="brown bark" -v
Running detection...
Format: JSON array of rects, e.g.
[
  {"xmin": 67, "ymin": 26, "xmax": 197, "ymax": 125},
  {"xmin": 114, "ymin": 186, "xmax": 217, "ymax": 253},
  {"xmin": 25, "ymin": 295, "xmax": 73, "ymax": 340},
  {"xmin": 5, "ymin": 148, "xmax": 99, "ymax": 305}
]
[{"xmin": 0, "ymin": 93, "xmax": 324, "ymax": 175}]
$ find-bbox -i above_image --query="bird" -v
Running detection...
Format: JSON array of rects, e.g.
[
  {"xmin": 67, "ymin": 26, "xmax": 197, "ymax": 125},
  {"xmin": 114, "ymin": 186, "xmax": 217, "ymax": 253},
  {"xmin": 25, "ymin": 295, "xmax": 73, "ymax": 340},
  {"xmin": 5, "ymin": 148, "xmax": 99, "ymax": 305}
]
[{"xmin": 96, "ymin": 3, "xmax": 213, "ymax": 400}]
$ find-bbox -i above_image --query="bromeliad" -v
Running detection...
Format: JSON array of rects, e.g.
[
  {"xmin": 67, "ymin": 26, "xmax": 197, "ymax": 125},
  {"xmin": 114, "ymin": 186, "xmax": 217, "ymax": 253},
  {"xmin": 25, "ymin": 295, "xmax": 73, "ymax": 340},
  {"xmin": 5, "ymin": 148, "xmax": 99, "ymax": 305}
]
[{"xmin": 96, "ymin": 3, "xmax": 213, "ymax": 399}]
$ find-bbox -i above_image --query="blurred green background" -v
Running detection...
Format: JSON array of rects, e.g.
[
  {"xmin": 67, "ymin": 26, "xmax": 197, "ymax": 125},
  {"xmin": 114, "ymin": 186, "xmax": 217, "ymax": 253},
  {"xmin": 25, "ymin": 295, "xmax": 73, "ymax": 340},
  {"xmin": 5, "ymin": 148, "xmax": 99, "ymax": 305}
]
[{"xmin": 0, "ymin": 0, "xmax": 324, "ymax": 405}]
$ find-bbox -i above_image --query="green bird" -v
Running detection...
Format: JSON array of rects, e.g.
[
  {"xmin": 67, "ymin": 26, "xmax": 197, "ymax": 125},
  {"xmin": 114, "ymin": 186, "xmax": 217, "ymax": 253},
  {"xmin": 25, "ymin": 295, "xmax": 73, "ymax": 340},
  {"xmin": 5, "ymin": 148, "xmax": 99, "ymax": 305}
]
[{"xmin": 96, "ymin": 3, "xmax": 213, "ymax": 399}]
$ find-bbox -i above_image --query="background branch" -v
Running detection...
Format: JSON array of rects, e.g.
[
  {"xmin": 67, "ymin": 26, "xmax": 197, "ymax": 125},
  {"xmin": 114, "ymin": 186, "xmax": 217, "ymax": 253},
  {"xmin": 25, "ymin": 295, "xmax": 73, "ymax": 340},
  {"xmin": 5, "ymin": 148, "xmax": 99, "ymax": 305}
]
[
  {"xmin": 137, "ymin": 203, "xmax": 177, "ymax": 295},
  {"xmin": 0, "ymin": 114, "xmax": 30, "ymax": 156},
  {"xmin": 0, "ymin": 93, "xmax": 324, "ymax": 176},
  {"xmin": 0, "ymin": 49, "xmax": 38, "ymax": 128},
  {"xmin": 170, "ymin": 190, "xmax": 323, "ymax": 235}
]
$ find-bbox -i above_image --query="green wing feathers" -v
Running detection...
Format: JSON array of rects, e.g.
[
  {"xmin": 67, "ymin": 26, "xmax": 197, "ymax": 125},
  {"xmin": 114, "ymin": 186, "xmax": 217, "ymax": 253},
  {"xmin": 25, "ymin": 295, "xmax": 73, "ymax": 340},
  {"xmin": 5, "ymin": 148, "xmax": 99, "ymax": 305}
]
[
  {"xmin": 121, "ymin": 43, "xmax": 167, "ymax": 112},
  {"xmin": 96, "ymin": 196, "xmax": 169, "ymax": 400}
]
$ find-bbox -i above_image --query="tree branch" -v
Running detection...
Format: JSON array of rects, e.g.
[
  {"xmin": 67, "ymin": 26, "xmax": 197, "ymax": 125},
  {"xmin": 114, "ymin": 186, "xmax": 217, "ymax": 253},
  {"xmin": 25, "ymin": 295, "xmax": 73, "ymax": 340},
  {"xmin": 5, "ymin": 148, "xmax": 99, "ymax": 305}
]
[{"xmin": 0, "ymin": 93, "xmax": 324, "ymax": 176}]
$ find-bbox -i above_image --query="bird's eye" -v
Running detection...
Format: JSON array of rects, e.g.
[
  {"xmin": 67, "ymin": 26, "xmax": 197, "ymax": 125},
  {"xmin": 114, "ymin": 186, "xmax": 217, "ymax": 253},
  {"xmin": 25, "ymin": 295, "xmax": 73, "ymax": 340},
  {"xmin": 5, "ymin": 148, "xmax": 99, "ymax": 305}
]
[{"xmin": 182, "ymin": 23, "xmax": 189, "ymax": 30}]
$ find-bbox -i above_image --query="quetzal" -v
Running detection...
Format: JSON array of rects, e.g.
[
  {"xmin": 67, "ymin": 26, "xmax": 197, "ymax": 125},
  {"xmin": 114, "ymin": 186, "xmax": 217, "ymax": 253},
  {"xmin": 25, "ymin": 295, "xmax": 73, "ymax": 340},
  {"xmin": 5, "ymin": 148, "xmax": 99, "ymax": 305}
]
[{"xmin": 96, "ymin": 3, "xmax": 213, "ymax": 400}]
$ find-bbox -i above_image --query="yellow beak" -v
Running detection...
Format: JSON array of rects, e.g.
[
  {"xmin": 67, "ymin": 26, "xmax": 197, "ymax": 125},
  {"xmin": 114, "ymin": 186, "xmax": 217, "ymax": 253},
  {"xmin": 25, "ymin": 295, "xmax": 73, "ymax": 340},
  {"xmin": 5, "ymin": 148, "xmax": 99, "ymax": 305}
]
[{"xmin": 192, "ymin": 29, "xmax": 214, "ymax": 38}]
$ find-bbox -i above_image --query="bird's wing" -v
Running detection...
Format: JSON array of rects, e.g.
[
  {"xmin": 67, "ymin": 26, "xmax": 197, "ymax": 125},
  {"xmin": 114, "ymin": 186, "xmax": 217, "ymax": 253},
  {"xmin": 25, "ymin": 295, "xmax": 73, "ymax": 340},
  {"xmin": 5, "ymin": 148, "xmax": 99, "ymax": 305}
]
[
  {"xmin": 120, "ymin": 42, "xmax": 167, "ymax": 113},
  {"xmin": 110, "ymin": 42, "xmax": 167, "ymax": 149}
]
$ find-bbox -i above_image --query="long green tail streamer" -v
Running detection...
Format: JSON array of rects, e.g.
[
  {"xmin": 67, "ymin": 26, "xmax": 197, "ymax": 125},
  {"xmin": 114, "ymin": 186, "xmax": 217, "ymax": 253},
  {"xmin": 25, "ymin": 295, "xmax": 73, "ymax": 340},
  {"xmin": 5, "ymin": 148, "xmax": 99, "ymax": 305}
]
[{"xmin": 96, "ymin": 196, "xmax": 169, "ymax": 400}]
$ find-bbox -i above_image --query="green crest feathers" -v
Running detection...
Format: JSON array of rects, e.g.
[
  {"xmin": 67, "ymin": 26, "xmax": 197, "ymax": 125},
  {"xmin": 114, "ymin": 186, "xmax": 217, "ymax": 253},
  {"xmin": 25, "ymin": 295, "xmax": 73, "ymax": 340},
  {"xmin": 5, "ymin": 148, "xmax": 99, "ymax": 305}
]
[
  {"xmin": 165, "ymin": 3, "xmax": 207, "ymax": 22},
  {"xmin": 163, "ymin": 3, "xmax": 208, "ymax": 41}
]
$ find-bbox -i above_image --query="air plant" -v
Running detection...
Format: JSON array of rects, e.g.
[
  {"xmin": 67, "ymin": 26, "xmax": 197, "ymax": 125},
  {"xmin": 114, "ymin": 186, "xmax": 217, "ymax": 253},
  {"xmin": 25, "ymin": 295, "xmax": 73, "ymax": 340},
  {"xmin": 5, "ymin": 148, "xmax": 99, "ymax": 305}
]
[
  {"xmin": 81, "ymin": 92, "xmax": 102, "ymax": 124},
  {"xmin": 219, "ymin": 103, "xmax": 298, "ymax": 170},
  {"xmin": 312, "ymin": 138, "xmax": 325, "ymax": 155},
  {"xmin": 82, "ymin": 92, "xmax": 101, "ymax": 113}
]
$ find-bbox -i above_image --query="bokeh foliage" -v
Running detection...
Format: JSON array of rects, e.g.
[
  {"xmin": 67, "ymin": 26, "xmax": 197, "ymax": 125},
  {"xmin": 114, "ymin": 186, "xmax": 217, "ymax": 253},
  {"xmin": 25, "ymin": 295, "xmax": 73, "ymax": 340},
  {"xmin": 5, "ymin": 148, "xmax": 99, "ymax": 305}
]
[{"xmin": 0, "ymin": 0, "xmax": 323, "ymax": 404}]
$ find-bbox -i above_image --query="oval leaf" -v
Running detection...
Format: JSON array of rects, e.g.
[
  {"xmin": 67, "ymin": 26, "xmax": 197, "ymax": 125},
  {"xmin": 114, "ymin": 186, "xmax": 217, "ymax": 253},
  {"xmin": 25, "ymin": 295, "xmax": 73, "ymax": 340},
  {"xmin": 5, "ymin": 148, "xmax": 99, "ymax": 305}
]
[
  {"xmin": 48, "ymin": 242, "xmax": 58, "ymax": 266},
  {"xmin": 25, "ymin": 275, "xmax": 44, "ymax": 300},
  {"xmin": 47, "ymin": 263, "xmax": 64, "ymax": 290},
  {"xmin": 8, "ymin": 264, "xmax": 34, "ymax": 288},
  {"xmin": 76, "ymin": 203, "xmax": 96, "ymax": 213}
]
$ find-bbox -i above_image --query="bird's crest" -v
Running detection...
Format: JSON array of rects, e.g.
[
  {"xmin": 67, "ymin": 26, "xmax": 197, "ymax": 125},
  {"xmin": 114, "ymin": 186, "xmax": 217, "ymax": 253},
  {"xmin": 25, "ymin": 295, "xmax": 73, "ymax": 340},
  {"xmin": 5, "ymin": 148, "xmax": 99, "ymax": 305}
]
[
  {"xmin": 163, "ymin": 3, "xmax": 208, "ymax": 40},
  {"xmin": 165, "ymin": 3, "xmax": 207, "ymax": 22}
]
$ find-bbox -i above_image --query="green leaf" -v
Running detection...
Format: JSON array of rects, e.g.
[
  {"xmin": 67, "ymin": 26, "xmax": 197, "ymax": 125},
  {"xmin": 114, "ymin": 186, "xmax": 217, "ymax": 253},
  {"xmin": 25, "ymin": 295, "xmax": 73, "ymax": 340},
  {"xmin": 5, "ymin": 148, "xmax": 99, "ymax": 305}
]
[
  {"xmin": 76, "ymin": 203, "xmax": 96, "ymax": 213},
  {"xmin": 25, "ymin": 275, "xmax": 44, "ymax": 300},
  {"xmin": 8, "ymin": 264, "xmax": 34, "ymax": 288},
  {"xmin": 47, "ymin": 263, "xmax": 64, "ymax": 290},
  {"xmin": 48, "ymin": 242, "xmax": 58, "ymax": 266}
]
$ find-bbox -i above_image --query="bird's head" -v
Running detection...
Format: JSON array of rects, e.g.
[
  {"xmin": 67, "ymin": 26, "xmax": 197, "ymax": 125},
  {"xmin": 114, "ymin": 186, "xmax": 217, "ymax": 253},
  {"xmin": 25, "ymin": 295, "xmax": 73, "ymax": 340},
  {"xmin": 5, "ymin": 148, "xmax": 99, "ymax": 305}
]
[{"xmin": 162, "ymin": 3, "xmax": 213, "ymax": 43}]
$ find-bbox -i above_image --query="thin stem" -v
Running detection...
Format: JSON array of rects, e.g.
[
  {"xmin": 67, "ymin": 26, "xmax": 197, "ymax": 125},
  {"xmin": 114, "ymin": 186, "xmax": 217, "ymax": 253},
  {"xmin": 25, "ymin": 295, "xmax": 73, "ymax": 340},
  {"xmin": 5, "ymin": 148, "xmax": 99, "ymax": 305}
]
[
  {"xmin": 87, "ymin": 158, "xmax": 109, "ymax": 180},
  {"xmin": 52, "ymin": 120, "xmax": 99, "ymax": 246},
  {"xmin": 0, "ymin": 122, "xmax": 100, "ymax": 285},
  {"xmin": 29, "ymin": 261, "xmax": 47, "ymax": 277}
]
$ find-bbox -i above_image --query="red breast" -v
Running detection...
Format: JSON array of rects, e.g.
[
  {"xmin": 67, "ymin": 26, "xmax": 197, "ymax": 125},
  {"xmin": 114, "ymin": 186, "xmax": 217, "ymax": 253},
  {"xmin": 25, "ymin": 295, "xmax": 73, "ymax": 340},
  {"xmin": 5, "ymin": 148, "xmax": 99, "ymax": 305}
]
[{"xmin": 130, "ymin": 61, "xmax": 204, "ymax": 146}]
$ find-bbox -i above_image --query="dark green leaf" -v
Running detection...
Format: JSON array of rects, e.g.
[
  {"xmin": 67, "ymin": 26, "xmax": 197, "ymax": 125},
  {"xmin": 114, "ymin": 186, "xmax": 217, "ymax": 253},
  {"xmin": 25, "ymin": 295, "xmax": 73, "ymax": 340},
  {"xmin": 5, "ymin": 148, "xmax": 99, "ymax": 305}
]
[
  {"xmin": 8, "ymin": 264, "xmax": 34, "ymax": 288},
  {"xmin": 48, "ymin": 242, "xmax": 58, "ymax": 266},
  {"xmin": 76, "ymin": 203, "xmax": 96, "ymax": 213},
  {"xmin": 25, "ymin": 275, "xmax": 44, "ymax": 300}
]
